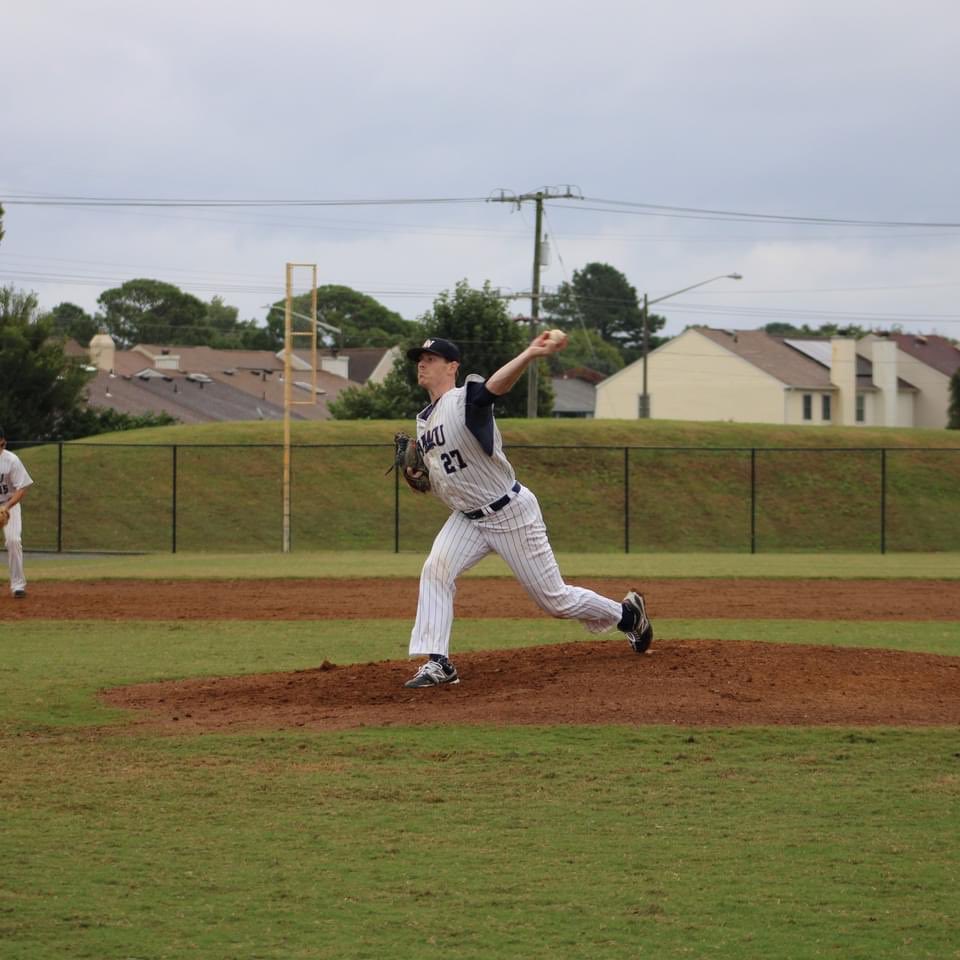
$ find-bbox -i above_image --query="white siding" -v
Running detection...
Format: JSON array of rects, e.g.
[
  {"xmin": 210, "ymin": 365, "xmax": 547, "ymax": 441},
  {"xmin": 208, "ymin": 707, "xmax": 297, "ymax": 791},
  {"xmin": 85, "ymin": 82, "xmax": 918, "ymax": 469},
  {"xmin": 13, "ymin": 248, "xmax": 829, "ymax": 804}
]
[{"xmin": 595, "ymin": 330, "xmax": 786, "ymax": 422}]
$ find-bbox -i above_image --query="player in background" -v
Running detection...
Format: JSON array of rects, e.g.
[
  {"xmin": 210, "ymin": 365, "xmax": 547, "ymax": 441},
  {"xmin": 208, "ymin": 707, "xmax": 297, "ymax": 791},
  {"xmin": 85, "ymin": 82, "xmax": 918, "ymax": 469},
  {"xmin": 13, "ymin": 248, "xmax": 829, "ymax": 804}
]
[
  {"xmin": 0, "ymin": 427, "xmax": 33, "ymax": 599},
  {"xmin": 402, "ymin": 333, "xmax": 653, "ymax": 689}
]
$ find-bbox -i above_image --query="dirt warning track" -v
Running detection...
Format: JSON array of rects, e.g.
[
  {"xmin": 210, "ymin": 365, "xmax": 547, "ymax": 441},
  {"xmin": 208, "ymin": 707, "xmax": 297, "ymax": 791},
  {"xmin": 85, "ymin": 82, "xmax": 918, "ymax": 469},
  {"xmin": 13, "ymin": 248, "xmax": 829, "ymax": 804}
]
[{"xmin": 6, "ymin": 577, "xmax": 959, "ymax": 621}]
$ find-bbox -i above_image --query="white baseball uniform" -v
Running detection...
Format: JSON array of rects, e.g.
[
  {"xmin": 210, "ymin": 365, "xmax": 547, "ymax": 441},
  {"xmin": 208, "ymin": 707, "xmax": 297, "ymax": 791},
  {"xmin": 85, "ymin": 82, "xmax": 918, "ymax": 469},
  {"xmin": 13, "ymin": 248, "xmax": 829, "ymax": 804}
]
[
  {"xmin": 1, "ymin": 448, "xmax": 33, "ymax": 595},
  {"xmin": 409, "ymin": 374, "xmax": 624, "ymax": 657}
]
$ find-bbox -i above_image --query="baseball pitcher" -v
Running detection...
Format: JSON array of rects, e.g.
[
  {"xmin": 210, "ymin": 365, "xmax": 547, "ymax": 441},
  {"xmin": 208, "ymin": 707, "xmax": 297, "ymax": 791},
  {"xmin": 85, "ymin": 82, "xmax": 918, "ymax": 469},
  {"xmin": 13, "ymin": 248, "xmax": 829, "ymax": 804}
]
[{"xmin": 398, "ymin": 332, "xmax": 653, "ymax": 689}]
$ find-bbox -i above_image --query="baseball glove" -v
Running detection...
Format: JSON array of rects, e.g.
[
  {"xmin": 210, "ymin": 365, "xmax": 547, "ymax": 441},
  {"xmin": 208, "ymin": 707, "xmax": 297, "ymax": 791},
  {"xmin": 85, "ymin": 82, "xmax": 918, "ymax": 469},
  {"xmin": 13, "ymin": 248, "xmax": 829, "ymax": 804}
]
[
  {"xmin": 0, "ymin": 506, "xmax": 8, "ymax": 529},
  {"xmin": 391, "ymin": 431, "xmax": 431, "ymax": 493}
]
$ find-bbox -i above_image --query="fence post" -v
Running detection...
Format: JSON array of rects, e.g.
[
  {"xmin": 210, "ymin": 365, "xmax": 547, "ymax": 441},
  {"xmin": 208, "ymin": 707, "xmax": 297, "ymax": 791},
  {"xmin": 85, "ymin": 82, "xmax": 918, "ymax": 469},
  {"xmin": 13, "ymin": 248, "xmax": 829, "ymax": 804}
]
[
  {"xmin": 750, "ymin": 448, "xmax": 757, "ymax": 554},
  {"xmin": 57, "ymin": 442, "xmax": 64, "ymax": 553},
  {"xmin": 880, "ymin": 448, "xmax": 887, "ymax": 555},
  {"xmin": 171, "ymin": 444, "xmax": 177, "ymax": 554},
  {"xmin": 394, "ymin": 465, "xmax": 400, "ymax": 553},
  {"xmin": 623, "ymin": 447, "xmax": 630, "ymax": 554}
]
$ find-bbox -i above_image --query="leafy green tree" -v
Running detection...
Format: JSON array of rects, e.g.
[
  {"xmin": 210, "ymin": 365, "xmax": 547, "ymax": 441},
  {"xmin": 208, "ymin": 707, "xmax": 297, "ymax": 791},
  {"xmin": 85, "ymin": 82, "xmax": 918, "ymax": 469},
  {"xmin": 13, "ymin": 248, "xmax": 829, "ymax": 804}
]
[
  {"xmin": 330, "ymin": 281, "xmax": 553, "ymax": 419},
  {"xmin": 47, "ymin": 302, "xmax": 99, "ymax": 346},
  {"xmin": 543, "ymin": 262, "xmax": 664, "ymax": 362},
  {"xmin": 58, "ymin": 406, "xmax": 178, "ymax": 438},
  {"xmin": 97, "ymin": 279, "xmax": 210, "ymax": 347},
  {"xmin": 0, "ymin": 286, "xmax": 94, "ymax": 439},
  {"xmin": 265, "ymin": 285, "xmax": 413, "ymax": 349},
  {"xmin": 948, "ymin": 369, "xmax": 960, "ymax": 429},
  {"xmin": 545, "ymin": 327, "xmax": 624, "ymax": 377},
  {"xmin": 206, "ymin": 295, "xmax": 239, "ymax": 333},
  {"xmin": 232, "ymin": 318, "xmax": 280, "ymax": 350},
  {"xmin": 326, "ymin": 363, "xmax": 428, "ymax": 419},
  {"xmin": 764, "ymin": 321, "xmax": 872, "ymax": 338},
  {"xmin": 0, "ymin": 202, "xmax": 5, "ymax": 245},
  {"xmin": 0, "ymin": 285, "xmax": 178, "ymax": 439}
]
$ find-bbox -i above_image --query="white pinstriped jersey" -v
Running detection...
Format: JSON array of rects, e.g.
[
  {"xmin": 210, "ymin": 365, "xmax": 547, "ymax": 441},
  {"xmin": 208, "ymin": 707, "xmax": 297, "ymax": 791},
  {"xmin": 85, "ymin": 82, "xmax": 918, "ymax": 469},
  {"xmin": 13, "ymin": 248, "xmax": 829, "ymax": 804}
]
[
  {"xmin": 0, "ymin": 450, "xmax": 33, "ymax": 505},
  {"xmin": 415, "ymin": 374, "xmax": 516, "ymax": 514},
  {"xmin": 408, "ymin": 373, "xmax": 626, "ymax": 660}
]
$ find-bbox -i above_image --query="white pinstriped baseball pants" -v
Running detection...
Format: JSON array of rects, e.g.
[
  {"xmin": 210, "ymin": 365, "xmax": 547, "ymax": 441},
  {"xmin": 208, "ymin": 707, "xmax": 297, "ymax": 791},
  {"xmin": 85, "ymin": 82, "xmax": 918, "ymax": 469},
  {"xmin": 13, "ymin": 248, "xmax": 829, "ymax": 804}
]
[
  {"xmin": 3, "ymin": 503, "xmax": 26, "ymax": 594},
  {"xmin": 409, "ymin": 486, "xmax": 623, "ymax": 657}
]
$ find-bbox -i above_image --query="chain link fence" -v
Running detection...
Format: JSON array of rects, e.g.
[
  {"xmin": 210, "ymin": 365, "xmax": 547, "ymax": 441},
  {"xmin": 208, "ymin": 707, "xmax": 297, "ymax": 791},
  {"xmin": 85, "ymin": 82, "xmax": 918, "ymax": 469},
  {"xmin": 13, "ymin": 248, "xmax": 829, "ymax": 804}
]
[{"xmin": 8, "ymin": 441, "xmax": 960, "ymax": 553}]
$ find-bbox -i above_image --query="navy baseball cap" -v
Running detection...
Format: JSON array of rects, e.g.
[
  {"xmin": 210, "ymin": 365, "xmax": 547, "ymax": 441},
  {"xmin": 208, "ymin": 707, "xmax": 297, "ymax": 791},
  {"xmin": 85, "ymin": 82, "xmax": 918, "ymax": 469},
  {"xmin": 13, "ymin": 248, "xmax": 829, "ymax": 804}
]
[{"xmin": 407, "ymin": 337, "xmax": 461, "ymax": 363}]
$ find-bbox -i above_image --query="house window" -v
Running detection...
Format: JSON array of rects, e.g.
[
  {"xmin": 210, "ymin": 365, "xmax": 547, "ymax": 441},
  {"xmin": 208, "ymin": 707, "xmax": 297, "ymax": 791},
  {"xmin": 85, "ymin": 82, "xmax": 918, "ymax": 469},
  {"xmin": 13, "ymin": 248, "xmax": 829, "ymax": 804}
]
[
  {"xmin": 821, "ymin": 394, "xmax": 832, "ymax": 421},
  {"xmin": 856, "ymin": 394, "xmax": 866, "ymax": 423},
  {"xmin": 802, "ymin": 394, "xmax": 812, "ymax": 421}
]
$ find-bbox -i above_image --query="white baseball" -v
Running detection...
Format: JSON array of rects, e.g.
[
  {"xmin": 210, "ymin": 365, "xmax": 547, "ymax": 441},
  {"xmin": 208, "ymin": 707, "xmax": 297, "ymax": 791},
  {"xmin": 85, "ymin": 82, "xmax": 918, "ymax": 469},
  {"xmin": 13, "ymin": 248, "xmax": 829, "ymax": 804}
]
[{"xmin": 546, "ymin": 328, "xmax": 568, "ymax": 346}]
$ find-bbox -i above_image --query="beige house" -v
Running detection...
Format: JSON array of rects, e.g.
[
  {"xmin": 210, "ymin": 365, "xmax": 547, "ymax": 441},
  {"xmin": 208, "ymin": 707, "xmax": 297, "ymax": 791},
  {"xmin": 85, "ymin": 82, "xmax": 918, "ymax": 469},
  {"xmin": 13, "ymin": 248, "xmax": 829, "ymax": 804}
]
[
  {"xmin": 594, "ymin": 327, "xmax": 945, "ymax": 427},
  {"xmin": 862, "ymin": 333, "xmax": 960, "ymax": 428}
]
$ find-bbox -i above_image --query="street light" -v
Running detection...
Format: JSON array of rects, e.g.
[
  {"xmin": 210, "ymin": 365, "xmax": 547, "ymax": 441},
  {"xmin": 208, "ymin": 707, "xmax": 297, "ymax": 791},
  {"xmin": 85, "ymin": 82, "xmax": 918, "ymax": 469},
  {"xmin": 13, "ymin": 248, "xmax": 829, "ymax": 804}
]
[{"xmin": 639, "ymin": 272, "xmax": 742, "ymax": 418}]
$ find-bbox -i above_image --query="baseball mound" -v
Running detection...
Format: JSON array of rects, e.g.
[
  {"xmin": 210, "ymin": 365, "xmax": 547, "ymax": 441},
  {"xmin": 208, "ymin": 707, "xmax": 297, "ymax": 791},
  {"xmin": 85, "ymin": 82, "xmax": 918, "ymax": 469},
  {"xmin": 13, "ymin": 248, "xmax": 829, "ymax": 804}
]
[{"xmin": 101, "ymin": 638, "xmax": 960, "ymax": 732}]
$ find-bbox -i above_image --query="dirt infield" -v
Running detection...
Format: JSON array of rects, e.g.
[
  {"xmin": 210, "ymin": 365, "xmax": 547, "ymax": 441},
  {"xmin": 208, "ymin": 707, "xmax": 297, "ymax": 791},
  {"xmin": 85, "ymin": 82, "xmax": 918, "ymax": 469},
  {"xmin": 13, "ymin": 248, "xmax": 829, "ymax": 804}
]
[
  {"xmin": 42, "ymin": 576, "xmax": 953, "ymax": 731},
  {"xmin": 6, "ymin": 576, "xmax": 959, "ymax": 621}
]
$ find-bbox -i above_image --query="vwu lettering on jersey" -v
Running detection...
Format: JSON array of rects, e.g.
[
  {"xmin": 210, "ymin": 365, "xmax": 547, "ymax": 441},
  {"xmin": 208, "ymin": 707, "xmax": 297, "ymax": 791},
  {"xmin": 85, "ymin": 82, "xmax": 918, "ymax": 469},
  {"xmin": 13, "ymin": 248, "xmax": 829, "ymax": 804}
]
[{"xmin": 418, "ymin": 425, "xmax": 446, "ymax": 454}]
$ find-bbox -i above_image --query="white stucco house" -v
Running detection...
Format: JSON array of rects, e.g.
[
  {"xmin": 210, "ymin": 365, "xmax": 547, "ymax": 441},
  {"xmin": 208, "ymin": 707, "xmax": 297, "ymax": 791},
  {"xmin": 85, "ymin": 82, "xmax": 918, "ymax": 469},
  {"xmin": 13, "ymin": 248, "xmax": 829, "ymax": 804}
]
[{"xmin": 594, "ymin": 328, "xmax": 958, "ymax": 427}]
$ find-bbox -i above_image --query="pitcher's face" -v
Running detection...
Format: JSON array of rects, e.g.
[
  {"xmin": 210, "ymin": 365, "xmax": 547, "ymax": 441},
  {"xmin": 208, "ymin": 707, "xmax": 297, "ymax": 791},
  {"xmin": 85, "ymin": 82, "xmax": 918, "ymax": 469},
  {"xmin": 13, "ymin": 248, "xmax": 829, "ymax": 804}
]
[{"xmin": 417, "ymin": 353, "xmax": 458, "ymax": 395}]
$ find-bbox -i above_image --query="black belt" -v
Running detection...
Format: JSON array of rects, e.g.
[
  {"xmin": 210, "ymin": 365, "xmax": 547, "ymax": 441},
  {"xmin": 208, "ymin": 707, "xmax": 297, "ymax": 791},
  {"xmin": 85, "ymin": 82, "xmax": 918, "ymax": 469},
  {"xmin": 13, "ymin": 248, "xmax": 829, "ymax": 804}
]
[{"xmin": 462, "ymin": 482, "xmax": 521, "ymax": 520}]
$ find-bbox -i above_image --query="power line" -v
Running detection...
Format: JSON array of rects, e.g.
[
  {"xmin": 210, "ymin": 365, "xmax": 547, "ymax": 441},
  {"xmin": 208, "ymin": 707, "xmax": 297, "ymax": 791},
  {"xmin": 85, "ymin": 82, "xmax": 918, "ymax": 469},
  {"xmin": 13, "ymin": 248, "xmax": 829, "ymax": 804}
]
[
  {"xmin": 577, "ymin": 197, "xmax": 960, "ymax": 229},
  {"xmin": 1, "ymin": 193, "xmax": 489, "ymax": 208},
  {"xmin": 5, "ymin": 189, "xmax": 959, "ymax": 227}
]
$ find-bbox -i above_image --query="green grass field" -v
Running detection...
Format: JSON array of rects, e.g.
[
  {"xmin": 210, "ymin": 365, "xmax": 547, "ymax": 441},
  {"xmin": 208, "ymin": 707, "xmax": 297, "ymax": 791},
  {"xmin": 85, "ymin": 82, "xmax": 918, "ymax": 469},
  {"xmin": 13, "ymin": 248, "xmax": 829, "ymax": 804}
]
[{"xmin": 1, "ymin": 550, "xmax": 958, "ymax": 959}]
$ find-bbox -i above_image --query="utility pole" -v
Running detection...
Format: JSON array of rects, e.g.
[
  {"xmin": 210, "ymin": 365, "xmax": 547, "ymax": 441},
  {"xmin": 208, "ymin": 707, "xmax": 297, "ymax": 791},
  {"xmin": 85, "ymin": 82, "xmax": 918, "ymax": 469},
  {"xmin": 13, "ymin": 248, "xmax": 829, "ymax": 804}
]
[{"xmin": 489, "ymin": 186, "xmax": 581, "ymax": 416}]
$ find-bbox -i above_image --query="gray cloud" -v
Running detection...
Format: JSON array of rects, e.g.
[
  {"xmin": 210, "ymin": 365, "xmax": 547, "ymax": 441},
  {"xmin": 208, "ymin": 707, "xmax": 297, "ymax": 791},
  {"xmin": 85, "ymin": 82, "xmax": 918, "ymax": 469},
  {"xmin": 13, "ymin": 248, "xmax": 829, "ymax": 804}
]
[{"xmin": 2, "ymin": 0, "xmax": 958, "ymax": 337}]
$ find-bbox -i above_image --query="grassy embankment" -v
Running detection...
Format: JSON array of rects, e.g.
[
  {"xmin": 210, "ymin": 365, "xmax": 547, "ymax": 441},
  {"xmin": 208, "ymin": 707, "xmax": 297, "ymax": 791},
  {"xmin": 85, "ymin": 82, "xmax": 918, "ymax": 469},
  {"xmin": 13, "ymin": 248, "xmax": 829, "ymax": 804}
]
[{"xmin": 15, "ymin": 418, "xmax": 960, "ymax": 553}]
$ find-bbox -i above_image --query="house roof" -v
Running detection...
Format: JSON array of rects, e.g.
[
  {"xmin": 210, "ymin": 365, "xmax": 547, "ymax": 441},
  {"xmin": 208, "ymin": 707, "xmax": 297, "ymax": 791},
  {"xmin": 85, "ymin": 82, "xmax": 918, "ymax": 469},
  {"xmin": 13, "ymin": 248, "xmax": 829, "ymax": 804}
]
[
  {"xmin": 696, "ymin": 328, "xmax": 833, "ymax": 388},
  {"xmin": 292, "ymin": 346, "xmax": 395, "ymax": 384},
  {"xmin": 133, "ymin": 344, "xmax": 283, "ymax": 373},
  {"xmin": 85, "ymin": 369, "xmax": 291, "ymax": 423},
  {"xmin": 696, "ymin": 329, "xmax": 918, "ymax": 392},
  {"xmin": 86, "ymin": 344, "xmax": 359, "ymax": 422},
  {"xmin": 890, "ymin": 333, "xmax": 960, "ymax": 377},
  {"xmin": 550, "ymin": 377, "xmax": 596, "ymax": 415},
  {"xmin": 555, "ymin": 366, "xmax": 608, "ymax": 385}
]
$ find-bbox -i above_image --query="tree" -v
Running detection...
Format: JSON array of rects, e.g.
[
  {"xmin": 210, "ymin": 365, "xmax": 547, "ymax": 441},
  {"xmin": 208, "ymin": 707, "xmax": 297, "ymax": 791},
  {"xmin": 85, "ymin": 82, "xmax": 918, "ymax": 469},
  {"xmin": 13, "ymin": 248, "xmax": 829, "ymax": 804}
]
[
  {"xmin": 545, "ymin": 327, "xmax": 624, "ymax": 377},
  {"xmin": 764, "ymin": 321, "xmax": 872, "ymax": 338},
  {"xmin": 265, "ymin": 285, "xmax": 413, "ymax": 349},
  {"xmin": 97, "ymin": 279, "xmax": 210, "ymax": 347},
  {"xmin": 57, "ymin": 405, "xmax": 178, "ymax": 437},
  {"xmin": 949, "ymin": 369, "xmax": 960, "ymax": 429},
  {"xmin": 206, "ymin": 295, "xmax": 239, "ymax": 333},
  {"xmin": 47, "ymin": 302, "xmax": 98, "ymax": 346},
  {"xmin": 0, "ymin": 202, "xmax": 5, "ymax": 245},
  {"xmin": 0, "ymin": 285, "xmax": 94, "ymax": 439},
  {"xmin": 232, "ymin": 318, "xmax": 280, "ymax": 351},
  {"xmin": 0, "ymin": 284, "xmax": 178, "ymax": 439},
  {"xmin": 326, "ymin": 363, "xmax": 429, "ymax": 419},
  {"xmin": 329, "ymin": 281, "xmax": 553, "ymax": 419},
  {"xmin": 542, "ymin": 262, "xmax": 664, "ymax": 362}
]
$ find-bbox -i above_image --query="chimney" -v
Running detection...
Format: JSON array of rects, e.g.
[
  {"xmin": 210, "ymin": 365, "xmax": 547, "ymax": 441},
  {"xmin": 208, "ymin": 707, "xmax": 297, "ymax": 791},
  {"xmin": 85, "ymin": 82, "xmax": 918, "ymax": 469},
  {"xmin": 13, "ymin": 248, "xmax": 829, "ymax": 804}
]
[
  {"xmin": 831, "ymin": 338, "xmax": 857, "ymax": 426},
  {"xmin": 871, "ymin": 338, "xmax": 898, "ymax": 427},
  {"xmin": 320, "ymin": 355, "xmax": 350, "ymax": 380},
  {"xmin": 88, "ymin": 329, "xmax": 116, "ymax": 372}
]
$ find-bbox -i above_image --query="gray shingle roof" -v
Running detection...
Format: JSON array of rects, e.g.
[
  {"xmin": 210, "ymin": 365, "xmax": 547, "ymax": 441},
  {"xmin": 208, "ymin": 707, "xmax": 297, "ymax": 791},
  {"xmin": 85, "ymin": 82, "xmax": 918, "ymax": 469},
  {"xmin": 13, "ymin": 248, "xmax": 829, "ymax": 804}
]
[
  {"xmin": 696, "ymin": 329, "xmax": 833, "ymax": 388},
  {"xmin": 891, "ymin": 334, "xmax": 960, "ymax": 377}
]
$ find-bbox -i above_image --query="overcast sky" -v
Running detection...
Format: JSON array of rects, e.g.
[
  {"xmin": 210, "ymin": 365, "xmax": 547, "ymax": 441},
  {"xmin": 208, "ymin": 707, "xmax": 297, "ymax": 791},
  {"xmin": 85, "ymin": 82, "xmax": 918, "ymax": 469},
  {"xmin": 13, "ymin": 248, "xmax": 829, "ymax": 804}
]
[{"xmin": 2, "ymin": 0, "xmax": 958, "ymax": 341}]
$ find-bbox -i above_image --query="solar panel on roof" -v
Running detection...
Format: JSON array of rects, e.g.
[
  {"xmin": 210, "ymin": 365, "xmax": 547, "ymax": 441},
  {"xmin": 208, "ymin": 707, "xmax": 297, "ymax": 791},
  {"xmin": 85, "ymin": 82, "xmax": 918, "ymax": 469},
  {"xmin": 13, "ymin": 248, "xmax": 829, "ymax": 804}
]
[{"xmin": 784, "ymin": 339, "xmax": 832, "ymax": 367}]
